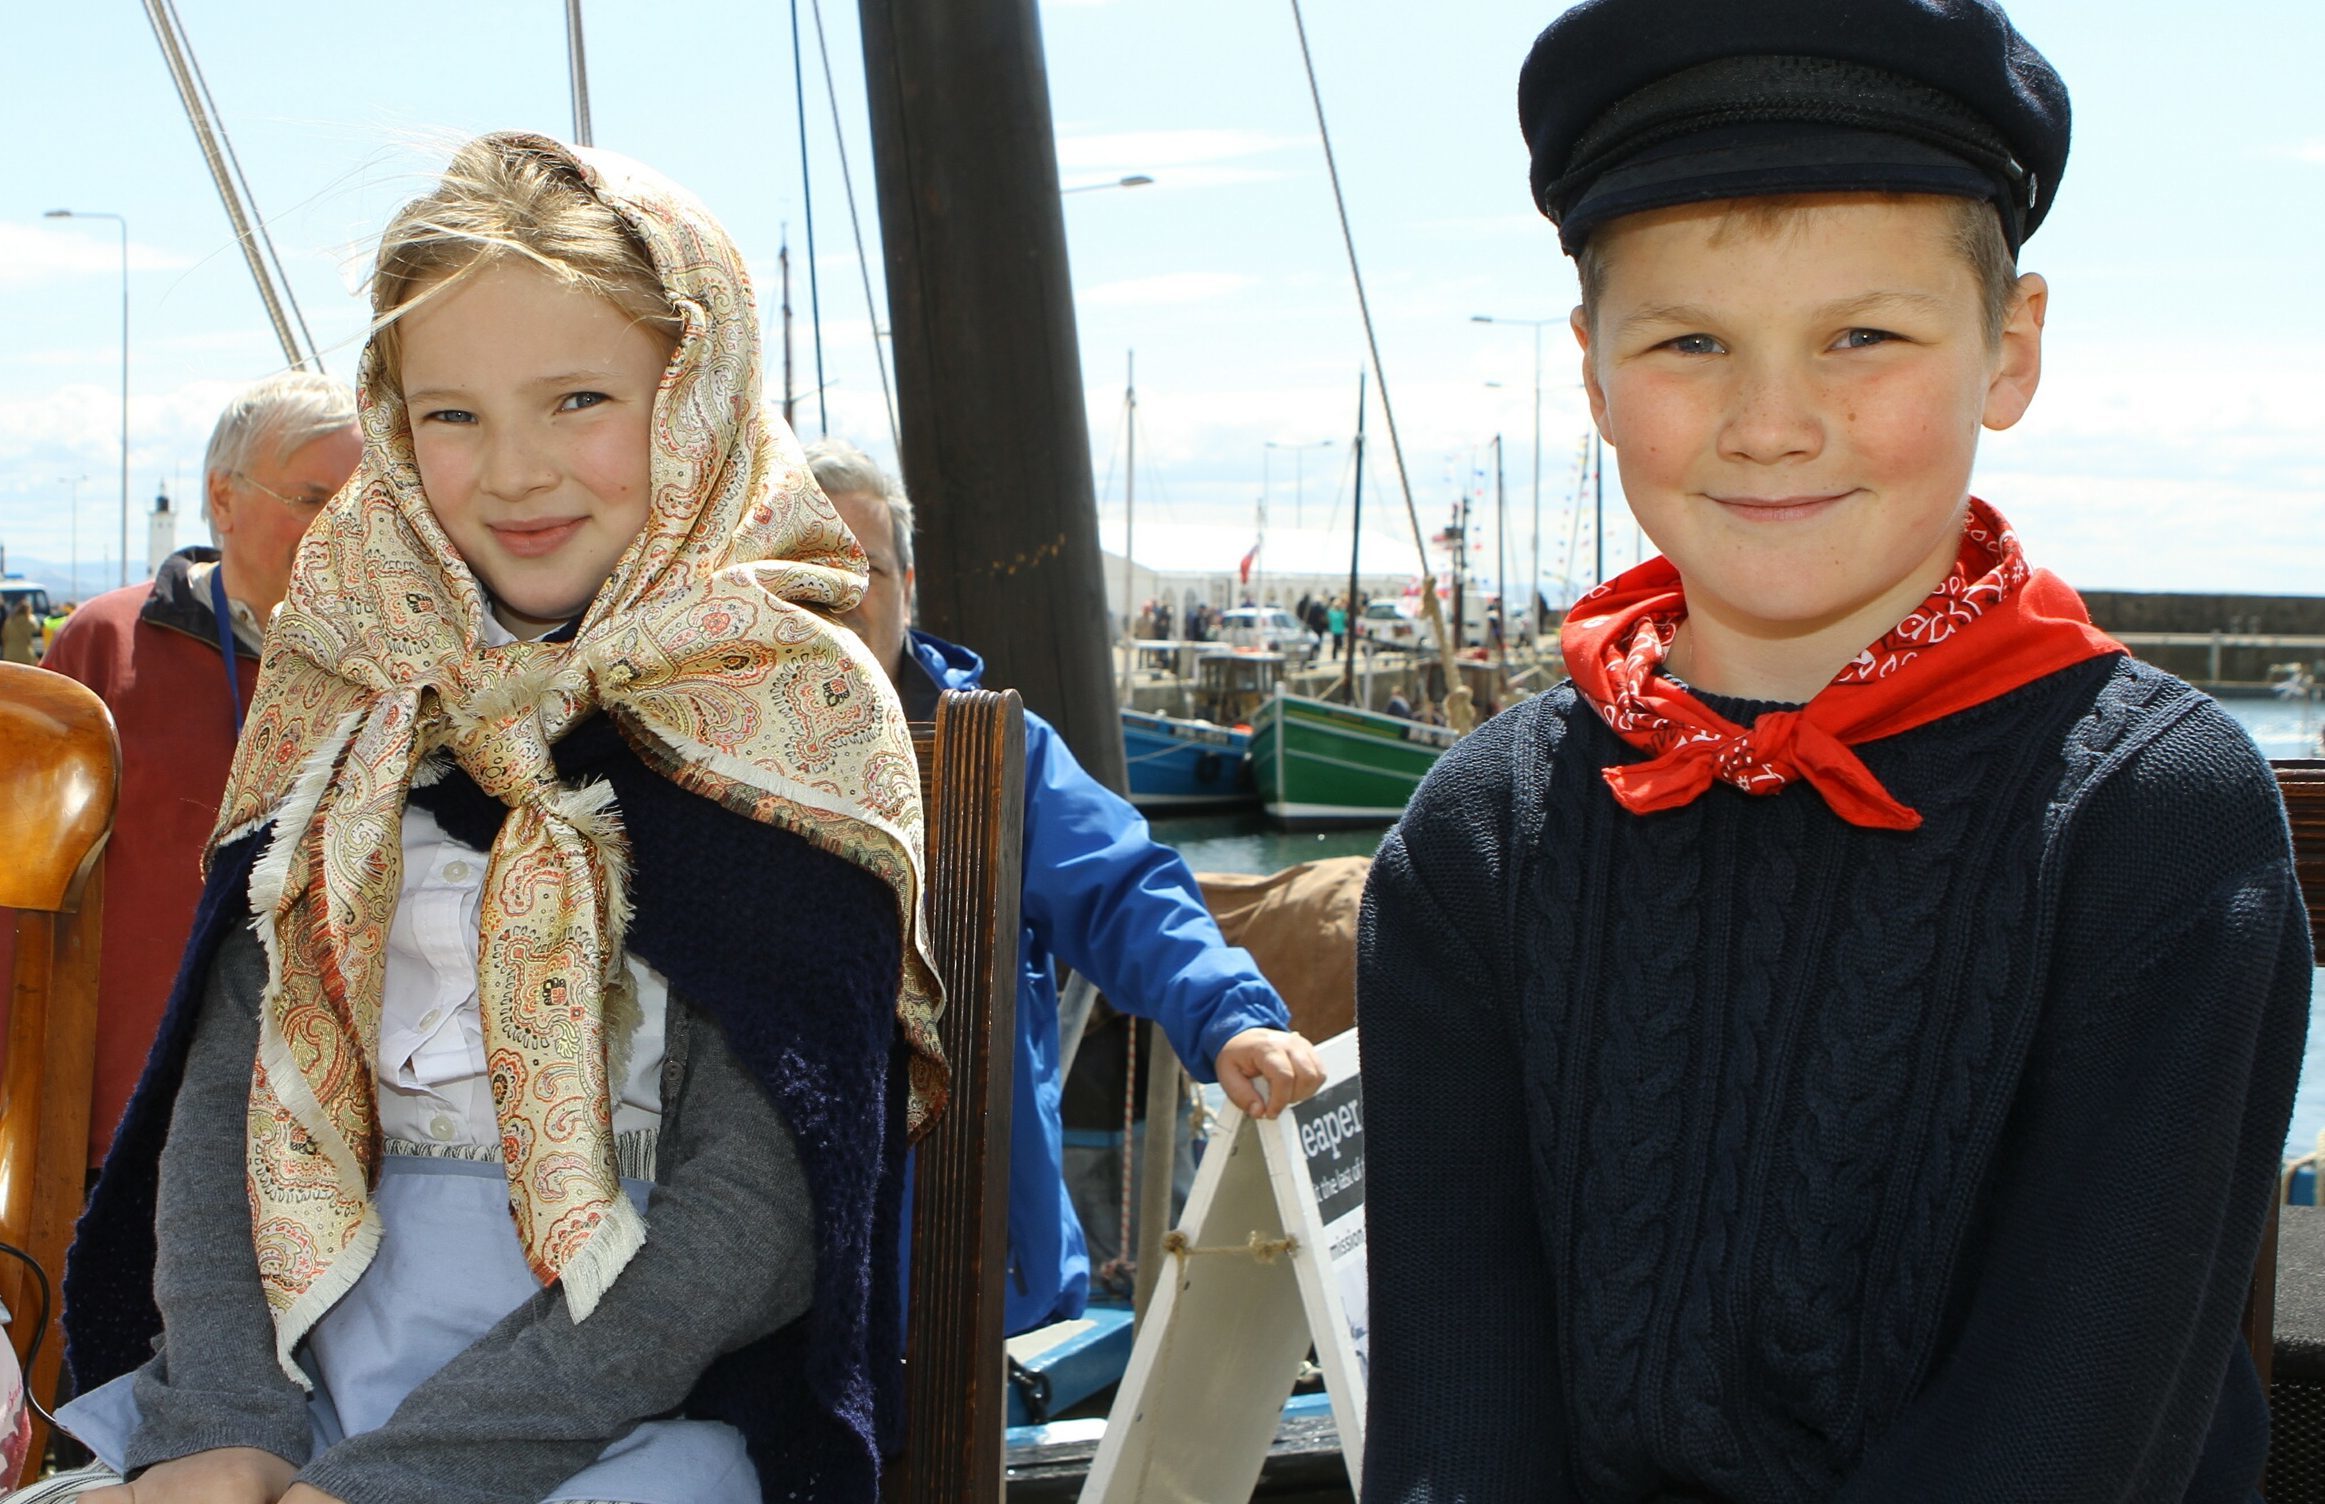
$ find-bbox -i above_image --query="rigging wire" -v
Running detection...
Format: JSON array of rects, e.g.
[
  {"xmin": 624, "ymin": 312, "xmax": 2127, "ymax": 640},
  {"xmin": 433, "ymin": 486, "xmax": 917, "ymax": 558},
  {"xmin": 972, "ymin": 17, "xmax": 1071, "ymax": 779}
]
[
  {"xmin": 1284, "ymin": 0, "xmax": 1429, "ymax": 583},
  {"xmin": 808, "ymin": 0, "xmax": 900, "ymax": 456},
  {"xmin": 1287, "ymin": 0, "xmax": 1474, "ymax": 725},
  {"xmin": 789, "ymin": 0, "xmax": 828, "ymax": 435},
  {"xmin": 143, "ymin": 0, "xmax": 321, "ymax": 372}
]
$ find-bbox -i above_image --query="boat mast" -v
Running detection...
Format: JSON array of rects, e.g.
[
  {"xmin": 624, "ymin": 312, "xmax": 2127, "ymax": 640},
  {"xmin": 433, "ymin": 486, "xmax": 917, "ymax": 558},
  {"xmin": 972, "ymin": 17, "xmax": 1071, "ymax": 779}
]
[
  {"xmin": 1120, "ymin": 351, "xmax": 1135, "ymax": 707},
  {"xmin": 563, "ymin": 0, "xmax": 595, "ymax": 146},
  {"xmin": 1339, "ymin": 369, "xmax": 1366, "ymax": 705},
  {"xmin": 1495, "ymin": 433, "xmax": 1509, "ymax": 694},
  {"xmin": 1593, "ymin": 428, "xmax": 1606, "ymax": 588},
  {"xmin": 791, "ymin": 0, "xmax": 828, "ymax": 436},
  {"xmin": 780, "ymin": 228, "xmax": 795, "ymax": 431},
  {"xmin": 140, "ymin": 0, "xmax": 320, "ymax": 372},
  {"xmin": 855, "ymin": 1, "xmax": 1127, "ymax": 792}
]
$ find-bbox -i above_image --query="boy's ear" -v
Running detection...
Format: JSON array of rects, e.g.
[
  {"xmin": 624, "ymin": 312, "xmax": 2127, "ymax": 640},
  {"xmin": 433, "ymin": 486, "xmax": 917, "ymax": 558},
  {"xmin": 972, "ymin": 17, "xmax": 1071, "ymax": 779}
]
[
  {"xmin": 1982, "ymin": 272, "xmax": 2047, "ymax": 433},
  {"xmin": 1572, "ymin": 305, "xmax": 1612, "ymax": 441}
]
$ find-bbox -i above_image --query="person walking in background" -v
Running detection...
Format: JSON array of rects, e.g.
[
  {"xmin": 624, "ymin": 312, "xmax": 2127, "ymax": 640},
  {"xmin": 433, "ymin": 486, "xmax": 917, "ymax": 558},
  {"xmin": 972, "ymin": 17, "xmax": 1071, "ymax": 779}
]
[{"xmin": 1, "ymin": 599, "xmax": 36, "ymax": 663}]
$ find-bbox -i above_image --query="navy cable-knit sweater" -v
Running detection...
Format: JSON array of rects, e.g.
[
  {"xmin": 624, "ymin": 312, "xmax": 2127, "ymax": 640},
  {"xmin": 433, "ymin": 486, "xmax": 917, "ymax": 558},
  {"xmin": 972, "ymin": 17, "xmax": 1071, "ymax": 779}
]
[{"xmin": 1359, "ymin": 656, "xmax": 2310, "ymax": 1502}]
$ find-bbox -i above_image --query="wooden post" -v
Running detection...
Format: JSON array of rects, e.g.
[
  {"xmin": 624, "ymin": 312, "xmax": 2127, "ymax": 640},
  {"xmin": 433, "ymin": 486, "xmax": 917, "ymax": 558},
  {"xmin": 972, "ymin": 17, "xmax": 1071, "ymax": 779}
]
[{"xmin": 856, "ymin": 0, "xmax": 1128, "ymax": 792}]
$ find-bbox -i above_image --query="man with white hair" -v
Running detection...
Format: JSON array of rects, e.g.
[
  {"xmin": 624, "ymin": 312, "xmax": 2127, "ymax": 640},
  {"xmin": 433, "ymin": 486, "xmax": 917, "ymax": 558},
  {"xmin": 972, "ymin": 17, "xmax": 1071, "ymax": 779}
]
[
  {"xmin": 28, "ymin": 370, "xmax": 359, "ymax": 1169},
  {"xmin": 805, "ymin": 438, "xmax": 1326, "ymax": 1338}
]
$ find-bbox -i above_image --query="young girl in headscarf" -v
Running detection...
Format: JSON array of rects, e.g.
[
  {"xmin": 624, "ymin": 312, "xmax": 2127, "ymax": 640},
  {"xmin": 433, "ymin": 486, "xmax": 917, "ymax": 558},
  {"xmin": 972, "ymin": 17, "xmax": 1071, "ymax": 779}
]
[{"xmin": 35, "ymin": 133, "xmax": 944, "ymax": 1504}]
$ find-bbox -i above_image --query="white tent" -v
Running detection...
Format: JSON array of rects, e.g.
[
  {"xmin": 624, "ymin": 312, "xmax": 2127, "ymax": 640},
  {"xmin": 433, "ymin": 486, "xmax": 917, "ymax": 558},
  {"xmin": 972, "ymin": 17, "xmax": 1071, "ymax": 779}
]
[{"xmin": 1095, "ymin": 520, "xmax": 1420, "ymax": 629}]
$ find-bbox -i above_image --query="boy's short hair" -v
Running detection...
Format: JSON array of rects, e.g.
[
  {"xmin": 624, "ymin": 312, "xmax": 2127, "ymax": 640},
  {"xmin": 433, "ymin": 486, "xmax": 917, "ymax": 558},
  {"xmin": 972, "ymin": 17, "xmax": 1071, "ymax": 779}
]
[{"xmin": 1574, "ymin": 192, "xmax": 2021, "ymax": 346}]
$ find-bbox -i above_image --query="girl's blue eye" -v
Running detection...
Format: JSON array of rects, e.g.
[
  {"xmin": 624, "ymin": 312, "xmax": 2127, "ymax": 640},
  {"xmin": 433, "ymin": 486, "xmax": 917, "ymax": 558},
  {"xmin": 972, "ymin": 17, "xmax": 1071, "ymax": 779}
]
[
  {"xmin": 423, "ymin": 408, "xmax": 476, "ymax": 425},
  {"xmin": 1837, "ymin": 328, "xmax": 1899, "ymax": 350},
  {"xmin": 559, "ymin": 391, "xmax": 611, "ymax": 412},
  {"xmin": 1665, "ymin": 333, "xmax": 1724, "ymax": 356}
]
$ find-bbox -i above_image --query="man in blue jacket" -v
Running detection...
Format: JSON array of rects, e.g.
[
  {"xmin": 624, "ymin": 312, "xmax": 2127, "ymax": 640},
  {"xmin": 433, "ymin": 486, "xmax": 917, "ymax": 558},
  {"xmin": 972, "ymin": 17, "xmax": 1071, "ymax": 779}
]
[{"xmin": 809, "ymin": 440, "xmax": 1325, "ymax": 1336}]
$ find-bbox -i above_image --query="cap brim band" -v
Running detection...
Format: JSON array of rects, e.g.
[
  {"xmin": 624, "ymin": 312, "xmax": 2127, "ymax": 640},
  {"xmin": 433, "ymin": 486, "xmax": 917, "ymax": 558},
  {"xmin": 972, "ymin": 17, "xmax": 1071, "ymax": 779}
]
[{"xmin": 1556, "ymin": 123, "xmax": 2020, "ymax": 254}]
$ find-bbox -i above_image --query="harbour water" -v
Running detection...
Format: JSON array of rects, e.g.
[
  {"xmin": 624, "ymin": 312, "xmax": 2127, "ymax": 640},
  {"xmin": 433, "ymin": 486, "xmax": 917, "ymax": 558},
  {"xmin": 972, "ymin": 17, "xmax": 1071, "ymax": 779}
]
[{"xmin": 1152, "ymin": 688, "xmax": 2325, "ymax": 1153}]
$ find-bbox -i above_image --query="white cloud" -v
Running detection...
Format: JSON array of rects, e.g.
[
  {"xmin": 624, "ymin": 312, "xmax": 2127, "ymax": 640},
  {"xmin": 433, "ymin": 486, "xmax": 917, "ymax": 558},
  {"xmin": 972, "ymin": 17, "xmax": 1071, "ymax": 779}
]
[
  {"xmin": 1057, "ymin": 129, "xmax": 1306, "ymax": 173},
  {"xmin": 1079, "ymin": 272, "xmax": 1258, "ymax": 308},
  {"xmin": 2294, "ymin": 140, "xmax": 2325, "ymax": 165},
  {"xmin": 0, "ymin": 223, "xmax": 193, "ymax": 286}
]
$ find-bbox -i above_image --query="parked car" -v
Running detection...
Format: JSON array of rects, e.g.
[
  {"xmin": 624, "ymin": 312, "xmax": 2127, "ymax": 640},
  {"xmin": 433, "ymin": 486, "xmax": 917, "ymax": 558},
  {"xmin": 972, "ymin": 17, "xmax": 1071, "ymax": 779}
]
[
  {"xmin": 0, "ymin": 578, "xmax": 55, "ymax": 622},
  {"xmin": 1362, "ymin": 598, "xmax": 1422, "ymax": 649},
  {"xmin": 1216, "ymin": 606, "xmax": 1318, "ymax": 662}
]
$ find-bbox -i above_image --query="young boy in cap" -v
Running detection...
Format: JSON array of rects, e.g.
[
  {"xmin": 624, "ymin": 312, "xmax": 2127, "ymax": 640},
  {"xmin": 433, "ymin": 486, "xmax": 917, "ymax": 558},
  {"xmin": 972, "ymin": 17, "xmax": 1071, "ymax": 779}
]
[{"xmin": 1359, "ymin": 2, "xmax": 2311, "ymax": 1499}]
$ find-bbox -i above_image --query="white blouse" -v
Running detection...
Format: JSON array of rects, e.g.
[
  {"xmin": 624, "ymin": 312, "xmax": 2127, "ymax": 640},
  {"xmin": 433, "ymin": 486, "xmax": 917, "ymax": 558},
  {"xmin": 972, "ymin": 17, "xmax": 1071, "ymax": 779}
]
[{"xmin": 377, "ymin": 807, "xmax": 667, "ymax": 1150}]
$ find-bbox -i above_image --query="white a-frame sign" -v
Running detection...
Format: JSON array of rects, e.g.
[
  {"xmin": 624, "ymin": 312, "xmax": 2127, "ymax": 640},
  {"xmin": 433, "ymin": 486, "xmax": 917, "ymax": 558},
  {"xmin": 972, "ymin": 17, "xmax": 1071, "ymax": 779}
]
[{"xmin": 1080, "ymin": 1028, "xmax": 1366, "ymax": 1502}]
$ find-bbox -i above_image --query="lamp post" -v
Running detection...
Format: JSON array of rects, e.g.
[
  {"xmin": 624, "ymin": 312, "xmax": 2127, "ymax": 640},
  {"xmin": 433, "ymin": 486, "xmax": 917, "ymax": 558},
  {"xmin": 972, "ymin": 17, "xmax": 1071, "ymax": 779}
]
[
  {"xmin": 1265, "ymin": 437, "xmax": 1335, "ymax": 529},
  {"xmin": 47, "ymin": 209, "xmax": 129, "ymax": 588},
  {"xmin": 1470, "ymin": 314, "xmax": 1558, "ymax": 632},
  {"xmin": 1060, "ymin": 174, "xmax": 1155, "ymax": 195},
  {"xmin": 58, "ymin": 475, "xmax": 87, "ymax": 596}
]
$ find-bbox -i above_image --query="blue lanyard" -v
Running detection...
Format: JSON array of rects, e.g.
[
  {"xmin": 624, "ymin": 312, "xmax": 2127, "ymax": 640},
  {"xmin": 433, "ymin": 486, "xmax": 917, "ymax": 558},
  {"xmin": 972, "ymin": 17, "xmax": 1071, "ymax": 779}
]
[{"xmin": 209, "ymin": 565, "xmax": 246, "ymax": 735}]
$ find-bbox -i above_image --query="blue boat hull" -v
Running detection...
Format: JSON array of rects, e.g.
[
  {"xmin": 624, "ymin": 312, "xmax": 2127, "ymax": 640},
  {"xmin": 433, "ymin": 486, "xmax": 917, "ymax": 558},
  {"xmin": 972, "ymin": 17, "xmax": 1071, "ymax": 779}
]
[{"xmin": 1122, "ymin": 709, "xmax": 1257, "ymax": 812}]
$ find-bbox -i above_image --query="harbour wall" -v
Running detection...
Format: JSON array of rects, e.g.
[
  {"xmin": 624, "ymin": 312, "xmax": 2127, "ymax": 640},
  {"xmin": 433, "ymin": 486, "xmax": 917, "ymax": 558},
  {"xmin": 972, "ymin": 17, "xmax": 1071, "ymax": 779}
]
[{"xmin": 2079, "ymin": 592, "xmax": 2325, "ymax": 689}]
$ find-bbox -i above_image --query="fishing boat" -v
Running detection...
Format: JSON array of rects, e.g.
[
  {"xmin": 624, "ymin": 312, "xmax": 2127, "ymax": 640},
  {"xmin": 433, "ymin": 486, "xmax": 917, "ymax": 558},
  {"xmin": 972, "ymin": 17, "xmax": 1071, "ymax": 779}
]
[
  {"xmin": 1249, "ymin": 685, "xmax": 1458, "ymax": 828},
  {"xmin": 1120, "ymin": 706, "xmax": 1254, "ymax": 812}
]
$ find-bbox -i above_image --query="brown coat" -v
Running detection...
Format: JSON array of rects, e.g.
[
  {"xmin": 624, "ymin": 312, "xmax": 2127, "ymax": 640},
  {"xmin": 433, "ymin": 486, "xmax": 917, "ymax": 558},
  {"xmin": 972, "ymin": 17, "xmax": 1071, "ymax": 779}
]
[{"xmin": 1195, "ymin": 856, "xmax": 1369, "ymax": 1043}]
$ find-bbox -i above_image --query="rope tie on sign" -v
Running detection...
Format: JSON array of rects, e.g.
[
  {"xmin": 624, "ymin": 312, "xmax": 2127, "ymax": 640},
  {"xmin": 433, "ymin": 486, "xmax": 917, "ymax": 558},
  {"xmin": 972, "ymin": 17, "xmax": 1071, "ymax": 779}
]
[{"xmin": 1162, "ymin": 1229, "xmax": 1300, "ymax": 1265}]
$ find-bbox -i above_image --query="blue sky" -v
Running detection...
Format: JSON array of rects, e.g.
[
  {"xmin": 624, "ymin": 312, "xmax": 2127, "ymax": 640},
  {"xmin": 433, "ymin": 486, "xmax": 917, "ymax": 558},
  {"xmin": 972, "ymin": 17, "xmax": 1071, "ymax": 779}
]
[{"xmin": 3, "ymin": 0, "xmax": 2319, "ymax": 600}]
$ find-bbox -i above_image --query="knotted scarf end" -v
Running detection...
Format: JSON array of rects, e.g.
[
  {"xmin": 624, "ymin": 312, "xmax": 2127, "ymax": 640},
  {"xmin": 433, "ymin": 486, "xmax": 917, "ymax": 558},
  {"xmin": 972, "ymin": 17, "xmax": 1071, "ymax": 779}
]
[{"xmin": 558, "ymin": 1195, "xmax": 649, "ymax": 1322}]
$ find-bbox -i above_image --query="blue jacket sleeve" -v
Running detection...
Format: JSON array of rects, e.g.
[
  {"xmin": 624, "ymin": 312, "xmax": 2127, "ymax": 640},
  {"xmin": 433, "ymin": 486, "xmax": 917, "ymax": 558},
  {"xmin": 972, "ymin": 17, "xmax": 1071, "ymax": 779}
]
[{"xmin": 1016, "ymin": 712, "xmax": 1289, "ymax": 1080}]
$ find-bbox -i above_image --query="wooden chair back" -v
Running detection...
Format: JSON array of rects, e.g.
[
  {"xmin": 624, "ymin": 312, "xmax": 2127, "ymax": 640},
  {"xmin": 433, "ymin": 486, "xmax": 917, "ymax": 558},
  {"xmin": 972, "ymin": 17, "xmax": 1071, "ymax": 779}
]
[
  {"xmin": 2252, "ymin": 762, "xmax": 2325, "ymax": 1396},
  {"xmin": 885, "ymin": 687, "xmax": 1024, "ymax": 1504},
  {"xmin": 0, "ymin": 662, "xmax": 119, "ymax": 1476}
]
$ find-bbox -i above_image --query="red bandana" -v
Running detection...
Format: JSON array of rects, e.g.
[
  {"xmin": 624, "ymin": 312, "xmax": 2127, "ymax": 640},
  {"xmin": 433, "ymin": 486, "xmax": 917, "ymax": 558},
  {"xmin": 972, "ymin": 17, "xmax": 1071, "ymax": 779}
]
[{"xmin": 1562, "ymin": 499, "xmax": 2123, "ymax": 830}]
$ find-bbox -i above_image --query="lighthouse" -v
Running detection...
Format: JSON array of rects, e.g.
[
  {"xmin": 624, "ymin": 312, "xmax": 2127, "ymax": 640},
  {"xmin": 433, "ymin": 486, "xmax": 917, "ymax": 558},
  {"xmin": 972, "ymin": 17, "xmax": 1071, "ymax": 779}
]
[{"xmin": 148, "ymin": 484, "xmax": 176, "ymax": 578}]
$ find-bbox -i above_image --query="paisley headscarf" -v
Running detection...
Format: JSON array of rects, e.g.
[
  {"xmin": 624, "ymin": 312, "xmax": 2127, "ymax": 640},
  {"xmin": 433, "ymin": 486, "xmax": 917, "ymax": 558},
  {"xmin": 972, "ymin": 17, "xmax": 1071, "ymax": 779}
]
[{"xmin": 208, "ymin": 133, "xmax": 945, "ymax": 1379}]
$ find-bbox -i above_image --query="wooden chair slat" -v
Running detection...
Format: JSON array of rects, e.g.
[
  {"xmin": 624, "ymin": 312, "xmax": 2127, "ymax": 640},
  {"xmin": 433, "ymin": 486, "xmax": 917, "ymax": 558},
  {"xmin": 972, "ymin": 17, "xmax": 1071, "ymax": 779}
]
[{"xmin": 886, "ymin": 688, "xmax": 1023, "ymax": 1504}]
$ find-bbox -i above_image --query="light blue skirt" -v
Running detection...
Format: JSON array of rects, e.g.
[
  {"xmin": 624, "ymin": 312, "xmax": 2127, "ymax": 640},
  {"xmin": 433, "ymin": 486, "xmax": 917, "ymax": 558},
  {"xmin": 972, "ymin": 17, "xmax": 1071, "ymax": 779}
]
[{"xmin": 58, "ymin": 1154, "xmax": 758, "ymax": 1504}]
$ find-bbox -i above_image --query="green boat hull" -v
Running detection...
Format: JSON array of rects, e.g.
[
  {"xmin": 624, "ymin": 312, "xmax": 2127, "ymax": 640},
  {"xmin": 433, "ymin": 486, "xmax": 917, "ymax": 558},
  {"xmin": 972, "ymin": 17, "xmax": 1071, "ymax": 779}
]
[{"xmin": 1249, "ymin": 689, "xmax": 1458, "ymax": 827}]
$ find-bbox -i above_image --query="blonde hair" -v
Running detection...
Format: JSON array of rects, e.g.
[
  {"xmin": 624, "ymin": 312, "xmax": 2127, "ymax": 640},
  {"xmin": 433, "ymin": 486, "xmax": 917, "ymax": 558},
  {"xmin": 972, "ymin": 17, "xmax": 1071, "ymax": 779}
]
[{"xmin": 369, "ymin": 136, "xmax": 681, "ymax": 384}]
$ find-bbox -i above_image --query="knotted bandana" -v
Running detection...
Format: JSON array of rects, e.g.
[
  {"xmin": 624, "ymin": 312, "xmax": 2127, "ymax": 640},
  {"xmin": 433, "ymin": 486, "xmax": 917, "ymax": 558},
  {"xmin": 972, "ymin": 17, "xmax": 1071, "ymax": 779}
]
[
  {"xmin": 209, "ymin": 133, "xmax": 944, "ymax": 1379},
  {"xmin": 1563, "ymin": 498, "xmax": 2122, "ymax": 829}
]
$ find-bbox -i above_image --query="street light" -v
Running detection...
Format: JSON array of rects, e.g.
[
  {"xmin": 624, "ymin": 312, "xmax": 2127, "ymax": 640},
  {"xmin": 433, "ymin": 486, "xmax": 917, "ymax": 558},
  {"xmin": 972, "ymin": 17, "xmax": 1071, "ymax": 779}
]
[
  {"xmin": 1264, "ymin": 438, "xmax": 1335, "ymax": 529},
  {"xmin": 1060, "ymin": 174, "xmax": 1156, "ymax": 195},
  {"xmin": 47, "ymin": 209, "xmax": 130, "ymax": 588},
  {"xmin": 58, "ymin": 474, "xmax": 87, "ymax": 596},
  {"xmin": 1470, "ymin": 314, "xmax": 1561, "ymax": 624}
]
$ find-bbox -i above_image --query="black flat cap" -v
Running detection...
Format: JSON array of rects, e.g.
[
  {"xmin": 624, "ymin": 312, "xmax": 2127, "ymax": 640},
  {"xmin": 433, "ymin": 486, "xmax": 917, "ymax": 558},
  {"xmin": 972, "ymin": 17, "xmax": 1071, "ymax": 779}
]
[{"xmin": 1520, "ymin": 0, "xmax": 2069, "ymax": 254}]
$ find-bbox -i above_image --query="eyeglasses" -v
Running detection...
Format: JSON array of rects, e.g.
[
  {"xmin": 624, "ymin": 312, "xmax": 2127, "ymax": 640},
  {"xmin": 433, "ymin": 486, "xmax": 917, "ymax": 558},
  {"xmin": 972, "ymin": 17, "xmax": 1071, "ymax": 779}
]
[{"xmin": 234, "ymin": 471, "xmax": 334, "ymax": 510}]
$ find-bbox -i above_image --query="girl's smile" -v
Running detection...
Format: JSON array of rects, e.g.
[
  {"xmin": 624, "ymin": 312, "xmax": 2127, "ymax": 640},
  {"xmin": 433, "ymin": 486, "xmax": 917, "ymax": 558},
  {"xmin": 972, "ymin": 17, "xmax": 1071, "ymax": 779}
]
[{"xmin": 396, "ymin": 257, "xmax": 674, "ymax": 637}]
